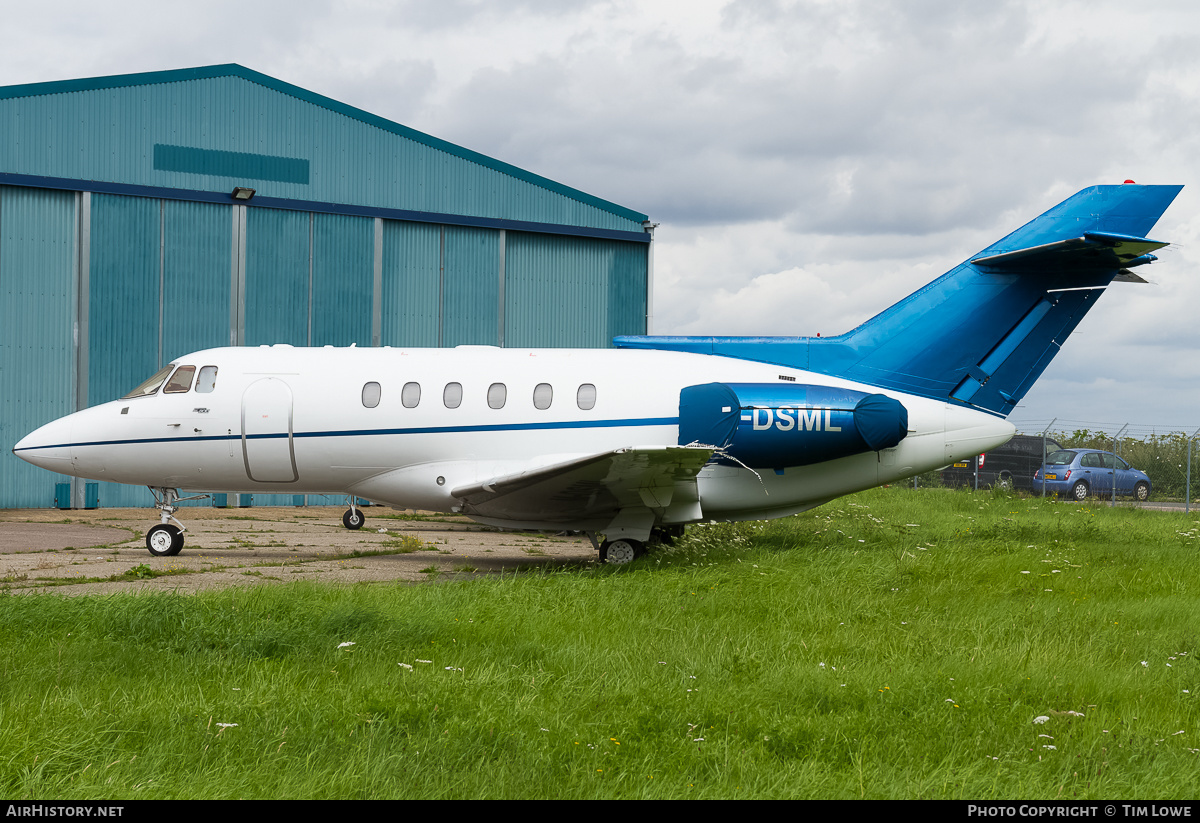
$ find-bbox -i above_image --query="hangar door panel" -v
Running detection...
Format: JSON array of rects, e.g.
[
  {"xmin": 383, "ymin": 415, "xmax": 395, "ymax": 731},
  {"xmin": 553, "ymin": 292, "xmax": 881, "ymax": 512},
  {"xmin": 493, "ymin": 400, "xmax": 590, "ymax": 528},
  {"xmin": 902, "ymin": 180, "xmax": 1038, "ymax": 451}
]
[{"xmin": 242, "ymin": 378, "xmax": 298, "ymax": 482}]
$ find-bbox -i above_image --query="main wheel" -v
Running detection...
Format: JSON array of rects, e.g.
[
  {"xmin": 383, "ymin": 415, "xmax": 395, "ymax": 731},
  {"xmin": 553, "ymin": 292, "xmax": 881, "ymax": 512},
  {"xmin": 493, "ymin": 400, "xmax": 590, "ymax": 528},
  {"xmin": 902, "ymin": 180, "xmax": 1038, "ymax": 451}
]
[
  {"xmin": 147, "ymin": 524, "xmax": 183, "ymax": 557},
  {"xmin": 343, "ymin": 508, "xmax": 365, "ymax": 530},
  {"xmin": 602, "ymin": 538, "xmax": 641, "ymax": 565},
  {"xmin": 1072, "ymin": 481, "xmax": 1090, "ymax": 501},
  {"xmin": 1135, "ymin": 481, "xmax": 1150, "ymax": 502}
]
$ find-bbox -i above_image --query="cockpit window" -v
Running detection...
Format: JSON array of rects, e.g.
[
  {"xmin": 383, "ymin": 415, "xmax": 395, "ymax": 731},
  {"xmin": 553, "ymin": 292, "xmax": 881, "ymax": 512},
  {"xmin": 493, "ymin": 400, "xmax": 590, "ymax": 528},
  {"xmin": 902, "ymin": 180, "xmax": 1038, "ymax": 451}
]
[
  {"xmin": 163, "ymin": 366, "xmax": 196, "ymax": 394},
  {"xmin": 195, "ymin": 366, "xmax": 218, "ymax": 393},
  {"xmin": 122, "ymin": 365, "xmax": 175, "ymax": 399}
]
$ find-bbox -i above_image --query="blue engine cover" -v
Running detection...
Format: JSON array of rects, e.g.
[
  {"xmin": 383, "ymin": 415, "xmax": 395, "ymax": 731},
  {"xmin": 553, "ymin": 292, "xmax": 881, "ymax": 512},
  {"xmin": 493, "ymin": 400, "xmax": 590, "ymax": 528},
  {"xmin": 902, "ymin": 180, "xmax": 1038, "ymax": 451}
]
[{"xmin": 678, "ymin": 383, "xmax": 909, "ymax": 469}]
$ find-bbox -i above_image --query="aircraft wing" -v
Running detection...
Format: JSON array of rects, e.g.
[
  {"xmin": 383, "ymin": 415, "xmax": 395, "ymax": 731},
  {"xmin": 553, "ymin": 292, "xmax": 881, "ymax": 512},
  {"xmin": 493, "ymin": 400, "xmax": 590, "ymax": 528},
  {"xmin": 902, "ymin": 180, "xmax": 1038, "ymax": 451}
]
[{"xmin": 450, "ymin": 446, "xmax": 714, "ymax": 525}]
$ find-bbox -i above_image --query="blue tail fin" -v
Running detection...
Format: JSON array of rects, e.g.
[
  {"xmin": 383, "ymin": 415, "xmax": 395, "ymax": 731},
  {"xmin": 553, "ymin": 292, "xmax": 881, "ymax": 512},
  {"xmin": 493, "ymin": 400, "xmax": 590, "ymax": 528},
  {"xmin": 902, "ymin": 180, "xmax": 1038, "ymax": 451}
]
[{"xmin": 616, "ymin": 184, "xmax": 1181, "ymax": 415}]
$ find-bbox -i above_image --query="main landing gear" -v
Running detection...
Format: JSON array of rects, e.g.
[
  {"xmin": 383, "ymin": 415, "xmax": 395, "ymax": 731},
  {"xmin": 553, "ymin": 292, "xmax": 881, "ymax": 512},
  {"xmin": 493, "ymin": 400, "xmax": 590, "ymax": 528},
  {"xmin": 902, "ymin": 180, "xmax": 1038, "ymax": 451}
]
[
  {"xmin": 593, "ymin": 526, "xmax": 685, "ymax": 565},
  {"xmin": 145, "ymin": 487, "xmax": 207, "ymax": 557}
]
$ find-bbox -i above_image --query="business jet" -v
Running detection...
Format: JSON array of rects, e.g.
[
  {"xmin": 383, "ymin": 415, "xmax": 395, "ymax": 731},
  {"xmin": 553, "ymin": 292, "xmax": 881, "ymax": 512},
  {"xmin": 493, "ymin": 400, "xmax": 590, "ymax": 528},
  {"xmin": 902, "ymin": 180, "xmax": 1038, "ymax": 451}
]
[{"xmin": 13, "ymin": 183, "xmax": 1180, "ymax": 562}]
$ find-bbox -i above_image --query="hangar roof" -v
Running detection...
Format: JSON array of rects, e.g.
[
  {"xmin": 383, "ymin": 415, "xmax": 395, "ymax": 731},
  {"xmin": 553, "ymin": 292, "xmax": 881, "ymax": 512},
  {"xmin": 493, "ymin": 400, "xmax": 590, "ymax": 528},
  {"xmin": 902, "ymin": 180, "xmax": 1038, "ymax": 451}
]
[{"xmin": 0, "ymin": 64, "xmax": 649, "ymax": 240}]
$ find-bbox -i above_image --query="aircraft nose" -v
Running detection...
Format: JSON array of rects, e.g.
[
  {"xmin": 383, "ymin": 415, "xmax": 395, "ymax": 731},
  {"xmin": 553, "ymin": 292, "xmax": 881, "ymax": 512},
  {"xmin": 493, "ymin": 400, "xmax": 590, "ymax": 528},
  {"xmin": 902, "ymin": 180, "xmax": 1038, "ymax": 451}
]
[{"xmin": 13, "ymin": 415, "xmax": 76, "ymax": 474}]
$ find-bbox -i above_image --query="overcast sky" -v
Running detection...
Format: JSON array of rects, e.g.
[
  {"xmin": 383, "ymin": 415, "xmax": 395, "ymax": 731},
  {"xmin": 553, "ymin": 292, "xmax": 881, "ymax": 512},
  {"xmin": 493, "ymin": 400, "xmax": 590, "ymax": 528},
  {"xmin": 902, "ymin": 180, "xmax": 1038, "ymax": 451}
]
[{"xmin": 5, "ymin": 0, "xmax": 1199, "ymax": 437}]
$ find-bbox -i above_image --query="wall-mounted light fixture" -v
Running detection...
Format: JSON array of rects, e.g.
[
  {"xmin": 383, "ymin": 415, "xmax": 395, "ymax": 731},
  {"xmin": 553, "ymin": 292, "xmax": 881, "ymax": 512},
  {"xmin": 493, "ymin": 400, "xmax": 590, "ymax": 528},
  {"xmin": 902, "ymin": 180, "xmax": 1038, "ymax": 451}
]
[{"xmin": 231, "ymin": 187, "xmax": 256, "ymax": 201}]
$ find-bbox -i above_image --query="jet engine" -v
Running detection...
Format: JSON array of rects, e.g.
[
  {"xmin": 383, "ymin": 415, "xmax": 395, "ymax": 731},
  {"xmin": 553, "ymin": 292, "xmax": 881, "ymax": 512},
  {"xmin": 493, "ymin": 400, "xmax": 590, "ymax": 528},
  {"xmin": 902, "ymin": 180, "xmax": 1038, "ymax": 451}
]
[{"xmin": 678, "ymin": 382, "xmax": 909, "ymax": 469}]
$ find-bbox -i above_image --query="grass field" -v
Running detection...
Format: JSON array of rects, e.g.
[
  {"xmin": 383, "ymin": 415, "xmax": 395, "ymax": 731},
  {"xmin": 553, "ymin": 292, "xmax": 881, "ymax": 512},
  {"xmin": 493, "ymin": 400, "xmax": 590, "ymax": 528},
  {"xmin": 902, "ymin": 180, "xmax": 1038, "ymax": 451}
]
[{"xmin": 2, "ymin": 486, "xmax": 1198, "ymax": 799}]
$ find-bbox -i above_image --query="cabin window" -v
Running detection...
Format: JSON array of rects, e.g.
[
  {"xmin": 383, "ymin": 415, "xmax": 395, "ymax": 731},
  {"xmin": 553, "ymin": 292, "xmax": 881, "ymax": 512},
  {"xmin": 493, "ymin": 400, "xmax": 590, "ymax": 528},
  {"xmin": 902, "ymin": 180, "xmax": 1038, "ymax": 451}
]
[
  {"xmin": 362, "ymin": 382, "xmax": 381, "ymax": 408},
  {"xmin": 163, "ymin": 366, "xmax": 195, "ymax": 394},
  {"xmin": 488, "ymin": 383, "xmax": 507, "ymax": 409},
  {"xmin": 195, "ymin": 366, "xmax": 218, "ymax": 393},
  {"xmin": 122, "ymin": 365, "xmax": 174, "ymax": 399},
  {"xmin": 402, "ymin": 382, "xmax": 421, "ymax": 408},
  {"xmin": 577, "ymin": 383, "xmax": 597, "ymax": 410},
  {"xmin": 533, "ymin": 383, "xmax": 553, "ymax": 410},
  {"xmin": 444, "ymin": 382, "xmax": 463, "ymax": 409}
]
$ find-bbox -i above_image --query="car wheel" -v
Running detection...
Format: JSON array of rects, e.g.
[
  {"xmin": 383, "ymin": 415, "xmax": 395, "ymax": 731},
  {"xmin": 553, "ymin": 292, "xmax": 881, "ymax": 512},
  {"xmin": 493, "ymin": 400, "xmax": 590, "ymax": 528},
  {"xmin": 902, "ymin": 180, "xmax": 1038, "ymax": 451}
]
[
  {"xmin": 1135, "ymin": 481, "xmax": 1150, "ymax": 502},
  {"xmin": 1072, "ymin": 481, "xmax": 1089, "ymax": 501}
]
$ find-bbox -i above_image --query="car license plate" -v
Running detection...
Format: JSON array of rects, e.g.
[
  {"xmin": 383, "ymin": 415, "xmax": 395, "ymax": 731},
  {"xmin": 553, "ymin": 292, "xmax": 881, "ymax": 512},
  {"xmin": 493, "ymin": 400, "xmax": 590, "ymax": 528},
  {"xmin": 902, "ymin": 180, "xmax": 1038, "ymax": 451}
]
[
  {"xmin": 1045, "ymin": 473, "xmax": 1057, "ymax": 480},
  {"xmin": 953, "ymin": 462, "xmax": 969, "ymax": 468}
]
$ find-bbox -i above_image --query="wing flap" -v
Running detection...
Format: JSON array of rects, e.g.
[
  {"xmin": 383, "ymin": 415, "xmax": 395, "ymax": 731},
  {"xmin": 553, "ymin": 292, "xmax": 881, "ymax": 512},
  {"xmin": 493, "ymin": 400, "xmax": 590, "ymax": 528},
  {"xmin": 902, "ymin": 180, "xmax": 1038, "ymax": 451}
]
[{"xmin": 451, "ymin": 446, "xmax": 714, "ymax": 524}]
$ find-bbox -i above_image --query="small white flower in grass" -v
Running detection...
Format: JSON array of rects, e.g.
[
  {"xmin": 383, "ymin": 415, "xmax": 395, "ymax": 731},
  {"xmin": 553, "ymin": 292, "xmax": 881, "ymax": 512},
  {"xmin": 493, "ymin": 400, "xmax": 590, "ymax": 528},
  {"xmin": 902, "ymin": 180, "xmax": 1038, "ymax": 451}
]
[
  {"xmin": 1039, "ymin": 734, "xmax": 1053, "ymax": 739},
  {"xmin": 1043, "ymin": 745, "xmax": 1056, "ymax": 750},
  {"xmin": 337, "ymin": 642, "xmax": 355, "ymax": 649},
  {"xmin": 416, "ymin": 659, "xmax": 432, "ymax": 663},
  {"xmin": 1142, "ymin": 661, "xmax": 1149, "ymax": 667},
  {"xmin": 217, "ymin": 723, "xmax": 238, "ymax": 728},
  {"xmin": 1033, "ymin": 716, "xmax": 1049, "ymax": 724},
  {"xmin": 1021, "ymin": 571, "xmax": 1030, "ymax": 574},
  {"xmin": 445, "ymin": 666, "xmax": 462, "ymax": 672},
  {"xmin": 1174, "ymin": 731, "xmax": 1185, "ymax": 736},
  {"xmin": 819, "ymin": 663, "xmax": 826, "ymax": 668},
  {"xmin": 398, "ymin": 663, "xmax": 412, "ymax": 669}
]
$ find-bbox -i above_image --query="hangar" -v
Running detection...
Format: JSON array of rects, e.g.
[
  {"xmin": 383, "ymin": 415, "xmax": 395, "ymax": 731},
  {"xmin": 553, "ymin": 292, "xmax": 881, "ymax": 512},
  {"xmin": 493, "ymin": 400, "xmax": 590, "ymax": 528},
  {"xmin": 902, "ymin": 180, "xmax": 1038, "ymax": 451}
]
[{"xmin": 0, "ymin": 65, "xmax": 653, "ymax": 509}]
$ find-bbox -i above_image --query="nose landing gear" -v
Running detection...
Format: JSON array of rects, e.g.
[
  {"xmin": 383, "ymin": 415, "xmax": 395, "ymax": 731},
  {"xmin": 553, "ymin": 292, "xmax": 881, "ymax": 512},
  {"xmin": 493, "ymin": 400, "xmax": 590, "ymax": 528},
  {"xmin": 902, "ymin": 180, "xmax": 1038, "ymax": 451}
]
[
  {"xmin": 145, "ymin": 487, "xmax": 207, "ymax": 557},
  {"xmin": 343, "ymin": 497, "xmax": 365, "ymax": 530}
]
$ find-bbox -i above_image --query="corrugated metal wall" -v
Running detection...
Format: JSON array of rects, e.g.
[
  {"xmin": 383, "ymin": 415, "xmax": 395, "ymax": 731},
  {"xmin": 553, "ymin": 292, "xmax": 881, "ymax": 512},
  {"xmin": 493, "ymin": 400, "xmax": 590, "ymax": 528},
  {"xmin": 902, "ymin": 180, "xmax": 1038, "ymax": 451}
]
[
  {"xmin": 0, "ymin": 187, "xmax": 76, "ymax": 507},
  {"xmin": 312, "ymin": 214, "xmax": 373, "ymax": 347},
  {"xmin": 380, "ymin": 221, "xmax": 440, "ymax": 347},
  {"xmin": 442, "ymin": 226, "xmax": 501, "ymax": 347},
  {"xmin": 244, "ymin": 208, "xmax": 310, "ymax": 346},
  {"xmin": 505, "ymin": 233, "xmax": 648, "ymax": 348}
]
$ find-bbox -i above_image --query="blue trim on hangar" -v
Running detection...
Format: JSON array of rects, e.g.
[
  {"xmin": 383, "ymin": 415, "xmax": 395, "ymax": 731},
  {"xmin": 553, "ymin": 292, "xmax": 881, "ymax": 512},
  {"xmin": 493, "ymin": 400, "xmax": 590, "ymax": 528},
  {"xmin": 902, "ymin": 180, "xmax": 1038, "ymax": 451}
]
[
  {"xmin": 153, "ymin": 145, "xmax": 311, "ymax": 186},
  {"xmin": 0, "ymin": 171, "xmax": 652, "ymax": 244}
]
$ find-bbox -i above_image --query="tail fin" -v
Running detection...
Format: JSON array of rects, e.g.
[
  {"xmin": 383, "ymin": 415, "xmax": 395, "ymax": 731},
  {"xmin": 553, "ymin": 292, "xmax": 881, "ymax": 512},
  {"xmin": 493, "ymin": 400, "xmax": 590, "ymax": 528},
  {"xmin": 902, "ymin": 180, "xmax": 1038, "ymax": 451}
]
[{"xmin": 616, "ymin": 184, "xmax": 1181, "ymax": 415}]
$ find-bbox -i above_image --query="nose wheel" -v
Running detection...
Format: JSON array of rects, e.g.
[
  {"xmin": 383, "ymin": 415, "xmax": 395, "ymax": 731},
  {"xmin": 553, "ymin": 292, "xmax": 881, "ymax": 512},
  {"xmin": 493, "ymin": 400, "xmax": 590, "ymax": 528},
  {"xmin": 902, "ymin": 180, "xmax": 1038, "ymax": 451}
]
[
  {"xmin": 147, "ymin": 523, "xmax": 184, "ymax": 557},
  {"xmin": 343, "ymin": 498, "xmax": 365, "ymax": 530}
]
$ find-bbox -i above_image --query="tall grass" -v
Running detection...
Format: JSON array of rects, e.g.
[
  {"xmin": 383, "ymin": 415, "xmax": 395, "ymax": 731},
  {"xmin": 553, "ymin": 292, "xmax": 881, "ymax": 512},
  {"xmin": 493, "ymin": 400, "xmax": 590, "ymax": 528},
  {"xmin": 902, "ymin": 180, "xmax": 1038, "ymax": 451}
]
[{"xmin": 2, "ymin": 486, "xmax": 1198, "ymax": 798}]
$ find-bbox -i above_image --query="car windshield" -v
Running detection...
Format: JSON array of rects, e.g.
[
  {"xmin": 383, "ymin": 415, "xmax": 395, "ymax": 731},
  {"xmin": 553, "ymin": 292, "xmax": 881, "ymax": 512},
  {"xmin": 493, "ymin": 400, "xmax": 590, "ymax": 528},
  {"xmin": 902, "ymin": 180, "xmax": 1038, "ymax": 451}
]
[
  {"xmin": 122, "ymin": 365, "xmax": 175, "ymax": 399},
  {"xmin": 1045, "ymin": 450, "xmax": 1077, "ymax": 466}
]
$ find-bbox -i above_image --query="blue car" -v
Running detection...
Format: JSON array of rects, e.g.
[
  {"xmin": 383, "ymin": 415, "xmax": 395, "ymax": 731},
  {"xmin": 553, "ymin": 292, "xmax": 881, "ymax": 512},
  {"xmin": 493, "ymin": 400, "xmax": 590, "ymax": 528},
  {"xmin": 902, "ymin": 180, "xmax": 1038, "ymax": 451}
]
[{"xmin": 1034, "ymin": 449, "xmax": 1152, "ymax": 501}]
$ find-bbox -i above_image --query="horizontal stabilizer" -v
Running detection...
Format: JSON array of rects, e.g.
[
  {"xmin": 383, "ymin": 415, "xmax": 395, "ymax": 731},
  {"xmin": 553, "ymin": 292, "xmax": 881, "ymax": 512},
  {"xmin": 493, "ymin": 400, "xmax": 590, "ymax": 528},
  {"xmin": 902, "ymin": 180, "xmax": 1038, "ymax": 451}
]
[{"xmin": 972, "ymin": 231, "xmax": 1168, "ymax": 273}]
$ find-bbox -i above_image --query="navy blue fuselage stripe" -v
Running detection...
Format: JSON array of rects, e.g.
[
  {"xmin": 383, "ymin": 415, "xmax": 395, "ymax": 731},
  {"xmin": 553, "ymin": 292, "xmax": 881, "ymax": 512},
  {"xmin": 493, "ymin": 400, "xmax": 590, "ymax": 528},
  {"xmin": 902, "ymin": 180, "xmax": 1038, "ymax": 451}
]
[{"xmin": 15, "ymin": 416, "xmax": 680, "ymax": 452}]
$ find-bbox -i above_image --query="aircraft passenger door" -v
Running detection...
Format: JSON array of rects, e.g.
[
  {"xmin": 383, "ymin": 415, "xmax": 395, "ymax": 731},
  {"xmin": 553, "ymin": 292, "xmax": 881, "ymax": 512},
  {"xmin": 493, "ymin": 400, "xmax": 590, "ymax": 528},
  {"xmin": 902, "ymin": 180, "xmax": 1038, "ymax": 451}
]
[{"xmin": 241, "ymin": 377, "xmax": 299, "ymax": 483}]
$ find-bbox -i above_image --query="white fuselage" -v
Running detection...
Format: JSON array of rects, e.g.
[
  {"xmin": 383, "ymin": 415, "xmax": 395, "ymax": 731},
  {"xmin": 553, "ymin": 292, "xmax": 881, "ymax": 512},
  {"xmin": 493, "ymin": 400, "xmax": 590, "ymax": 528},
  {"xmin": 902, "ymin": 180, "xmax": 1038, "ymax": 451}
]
[{"xmin": 14, "ymin": 344, "xmax": 1014, "ymax": 528}]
